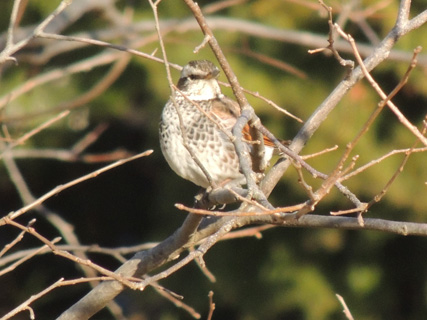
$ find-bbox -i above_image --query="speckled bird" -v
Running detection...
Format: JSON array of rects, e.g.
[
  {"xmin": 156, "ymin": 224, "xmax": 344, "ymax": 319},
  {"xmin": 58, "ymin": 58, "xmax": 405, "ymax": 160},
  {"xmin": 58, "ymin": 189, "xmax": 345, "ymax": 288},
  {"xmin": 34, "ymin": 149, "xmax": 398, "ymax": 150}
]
[{"xmin": 159, "ymin": 60, "xmax": 275, "ymax": 188}]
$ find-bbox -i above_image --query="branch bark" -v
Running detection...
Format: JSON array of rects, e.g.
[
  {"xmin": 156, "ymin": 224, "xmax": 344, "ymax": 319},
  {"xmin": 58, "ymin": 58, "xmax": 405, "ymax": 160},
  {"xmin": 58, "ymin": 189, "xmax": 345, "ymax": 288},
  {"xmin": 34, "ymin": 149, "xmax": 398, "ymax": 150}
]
[{"xmin": 56, "ymin": 1, "xmax": 427, "ymax": 318}]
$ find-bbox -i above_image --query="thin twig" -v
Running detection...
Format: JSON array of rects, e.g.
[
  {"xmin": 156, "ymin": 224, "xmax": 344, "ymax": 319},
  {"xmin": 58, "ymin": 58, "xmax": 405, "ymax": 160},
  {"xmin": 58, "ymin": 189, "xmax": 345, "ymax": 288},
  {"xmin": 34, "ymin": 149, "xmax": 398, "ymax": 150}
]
[
  {"xmin": 221, "ymin": 225, "xmax": 274, "ymax": 240},
  {"xmin": 0, "ymin": 242, "xmax": 159, "ymax": 268},
  {"xmin": 0, "ymin": 51, "xmax": 123, "ymax": 114},
  {"xmin": 202, "ymin": 0, "xmax": 247, "ymax": 14},
  {"xmin": 0, "ymin": 276, "xmax": 118, "ymax": 320},
  {"xmin": 206, "ymin": 291, "xmax": 216, "ymax": 320},
  {"xmin": 134, "ymin": 218, "xmax": 237, "ymax": 291},
  {"xmin": 6, "ymin": 0, "xmax": 23, "ymax": 49},
  {"xmin": 341, "ymin": 146, "xmax": 427, "ymax": 181},
  {"xmin": 154, "ymin": 285, "xmax": 201, "ymax": 319},
  {"xmin": 0, "ymin": 236, "xmax": 61, "ymax": 277},
  {"xmin": 150, "ymin": 0, "xmax": 216, "ymax": 188},
  {"xmin": 183, "ymin": 0, "xmax": 271, "ymax": 205},
  {"xmin": 8, "ymin": 147, "xmax": 132, "ymax": 163},
  {"xmin": 175, "ymin": 202, "xmax": 305, "ymax": 217},
  {"xmin": 0, "ymin": 219, "xmax": 34, "ymax": 258},
  {"xmin": 309, "ymin": 0, "xmax": 354, "ymax": 71},
  {"xmin": 255, "ymin": 123, "xmax": 364, "ymax": 208},
  {"xmin": 4, "ymin": 218, "xmax": 140, "ymax": 288},
  {"xmin": 293, "ymin": 160, "xmax": 316, "ymax": 200},
  {"xmin": 362, "ymin": 115, "xmax": 427, "ymax": 213},
  {"xmin": 336, "ymin": 294, "xmax": 355, "ymax": 320},
  {"xmin": 0, "ymin": 278, "xmax": 65, "ymax": 320},
  {"xmin": 0, "ymin": 0, "xmax": 72, "ymax": 65},
  {"xmin": 194, "ymin": 251, "xmax": 216, "ymax": 282},
  {"xmin": 1, "ymin": 150, "xmax": 153, "ymax": 223},
  {"xmin": 336, "ymin": 27, "xmax": 427, "ymax": 146},
  {"xmin": 71, "ymin": 123, "xmax": 109, "ymax": 154},
  {"xmin": 0, "ymin": 111, "xmax": 70, "ymax": 159},
  {"xmin": 2, "ymin": 136, "xmax": 101, "ymax": 281},
  {"xmin": 300, "ymin": 145, "xmax": 338, "ymax": 160}
]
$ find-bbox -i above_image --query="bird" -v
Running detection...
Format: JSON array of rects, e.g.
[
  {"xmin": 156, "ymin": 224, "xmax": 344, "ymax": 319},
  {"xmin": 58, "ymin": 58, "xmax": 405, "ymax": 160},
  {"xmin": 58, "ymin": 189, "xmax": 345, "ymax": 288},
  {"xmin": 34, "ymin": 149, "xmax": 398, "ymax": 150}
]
[{"xmin": 159, "ymin": 60, "xmax": 276, "ymax": 189}]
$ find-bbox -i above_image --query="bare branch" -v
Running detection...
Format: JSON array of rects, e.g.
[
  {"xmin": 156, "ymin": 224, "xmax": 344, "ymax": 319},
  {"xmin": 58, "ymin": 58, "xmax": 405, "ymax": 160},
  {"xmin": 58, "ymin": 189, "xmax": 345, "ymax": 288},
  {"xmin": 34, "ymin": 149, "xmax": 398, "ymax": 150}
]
[
  {"xmin": 342, "ymin": 146, "xmax": 427, "ymax": 181},
  {"xmin": 4, "ymin": 219, "xmax": 139, "ymax": 288},
  {"xmin": 57, "ymin": 212, "xmax": 205, "ymax": 319},
  {"xmin": 5, "ymin": 1, "xmax": 425, "ymax": 319},
  {"xmin": 1, "ymin": 278, "xmax": 65, "ymax": 320},
  {"xmin": 1, "ymin": 150, "xmax": 153, "ymax": 223},
  {"xmin": 1, "ymin": 111, "xmax": 70, "ymax": 159},
  {"xmin": 335, "ymin": 26, "xmax": 427, "ymax": 146},
  {"xmin": 0, "ymin": 0, "xmax": 72, "ymax": 65},
  {"xmin": 183, "ymin": 0, "xmax": 274, "ymax": 207},
  {"xmin": 362, "ymin": 115, "xmax": 427, "ymax": 214},
  {"xmin": 261, "ymin": 0, "xmax": 427, "ymax": 197},
  {"xmin": 0, "ymin": 236, "xmax": 61, "ymax": 277},
  {"xmin": 0, "ymin": 219, "xmax": 34, "ymax": 259},
  {"xmin": 0, "ymin": 242, "xmax": 158, "ymax": 268},
  {"xmin": 336, "ymin": 294, "xmax": 355, "ymax": 320},
  {"xmin": 206, "ymin": 291, "xmax": 216, "ymax": 320}
]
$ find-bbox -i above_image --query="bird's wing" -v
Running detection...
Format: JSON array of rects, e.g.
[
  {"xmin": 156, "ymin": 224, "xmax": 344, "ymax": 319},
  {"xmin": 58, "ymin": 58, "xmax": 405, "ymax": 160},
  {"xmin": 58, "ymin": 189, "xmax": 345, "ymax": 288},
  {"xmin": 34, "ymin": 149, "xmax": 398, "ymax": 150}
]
[{"xmin": 210, "ymin": 95, "xmax": 276, "ymax": 148}]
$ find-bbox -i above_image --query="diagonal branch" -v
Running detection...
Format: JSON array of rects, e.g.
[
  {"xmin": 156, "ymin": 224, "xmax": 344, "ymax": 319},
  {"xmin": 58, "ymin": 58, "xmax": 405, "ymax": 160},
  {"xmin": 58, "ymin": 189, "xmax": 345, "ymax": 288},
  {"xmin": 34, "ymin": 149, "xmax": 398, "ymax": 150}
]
[
  {"xmin": 261, "ymin": 0, "xmax": 426, "ymax": 197},
  {"xmin": 1, "ymin": 150, "xmax": 153, "ymax": 224},
  {"xmin": 182, "ymin": 0, "xmax": 271, "ymax": 206}
]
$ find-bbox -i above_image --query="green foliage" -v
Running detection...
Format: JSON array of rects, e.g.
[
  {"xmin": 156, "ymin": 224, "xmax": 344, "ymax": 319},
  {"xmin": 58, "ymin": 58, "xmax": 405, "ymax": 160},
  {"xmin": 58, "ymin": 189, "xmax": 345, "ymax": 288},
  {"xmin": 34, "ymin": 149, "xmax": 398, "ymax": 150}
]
[{"xmin": 261, "ymin": 244, "xmax": 338, "ymax": 319}]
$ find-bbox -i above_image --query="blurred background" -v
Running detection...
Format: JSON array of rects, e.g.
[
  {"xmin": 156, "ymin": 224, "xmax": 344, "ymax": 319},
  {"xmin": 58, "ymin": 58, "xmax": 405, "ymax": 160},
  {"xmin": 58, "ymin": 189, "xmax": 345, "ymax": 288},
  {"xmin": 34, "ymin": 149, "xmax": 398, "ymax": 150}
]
[{"xmin": 0, "ymin": 0, "xmax": 426, "ymax": 319}]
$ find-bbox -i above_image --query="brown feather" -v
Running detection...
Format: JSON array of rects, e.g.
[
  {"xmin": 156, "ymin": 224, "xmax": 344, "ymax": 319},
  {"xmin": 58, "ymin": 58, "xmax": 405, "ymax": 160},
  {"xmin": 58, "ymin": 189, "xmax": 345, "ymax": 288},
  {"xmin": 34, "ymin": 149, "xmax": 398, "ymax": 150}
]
[{"xmin": 211, "ymin": 95, "xmax": 280, "ymax": 148}]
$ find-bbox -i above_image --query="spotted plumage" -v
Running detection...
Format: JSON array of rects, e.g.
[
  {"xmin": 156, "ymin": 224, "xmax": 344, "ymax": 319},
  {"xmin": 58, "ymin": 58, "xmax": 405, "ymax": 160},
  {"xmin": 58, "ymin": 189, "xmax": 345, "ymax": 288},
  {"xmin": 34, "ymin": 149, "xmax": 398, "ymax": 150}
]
[{"xmin": 159, "ymin": 60, "xmax": 274, "ymax": 188}]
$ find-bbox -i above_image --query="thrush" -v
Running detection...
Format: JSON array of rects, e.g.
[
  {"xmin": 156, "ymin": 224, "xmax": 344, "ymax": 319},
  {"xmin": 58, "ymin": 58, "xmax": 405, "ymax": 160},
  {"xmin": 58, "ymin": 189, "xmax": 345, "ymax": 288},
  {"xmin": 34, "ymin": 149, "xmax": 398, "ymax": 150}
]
[{"xmin": 159, "ymin": 60, "xmax": 276, "ymax": 189}]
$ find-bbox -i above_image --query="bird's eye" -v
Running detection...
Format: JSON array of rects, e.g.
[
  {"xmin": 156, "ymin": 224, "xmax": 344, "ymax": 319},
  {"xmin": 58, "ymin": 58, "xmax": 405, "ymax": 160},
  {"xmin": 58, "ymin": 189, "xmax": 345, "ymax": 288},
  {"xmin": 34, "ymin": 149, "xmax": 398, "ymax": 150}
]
[{"xmin": 188, "ymin": 75, "xmax": 197, "ymax": 80}]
